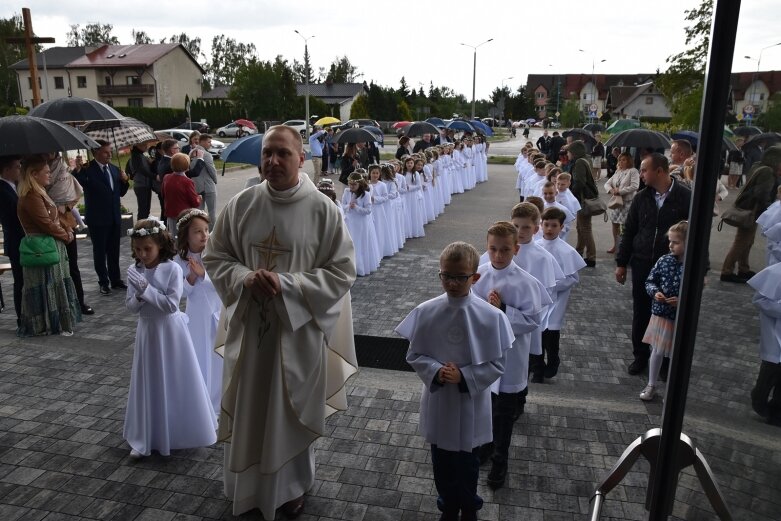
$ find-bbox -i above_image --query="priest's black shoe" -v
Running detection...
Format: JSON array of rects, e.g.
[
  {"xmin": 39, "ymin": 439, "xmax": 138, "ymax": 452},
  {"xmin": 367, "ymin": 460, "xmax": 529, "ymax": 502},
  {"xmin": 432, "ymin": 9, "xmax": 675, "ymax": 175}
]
[
  {"xmin": 80, "ymin": 304, "xmax": 94, "ymax": 315},
  {"xmin": 111, "ymin": 280, "xmax": 128, "ymax": 290}
]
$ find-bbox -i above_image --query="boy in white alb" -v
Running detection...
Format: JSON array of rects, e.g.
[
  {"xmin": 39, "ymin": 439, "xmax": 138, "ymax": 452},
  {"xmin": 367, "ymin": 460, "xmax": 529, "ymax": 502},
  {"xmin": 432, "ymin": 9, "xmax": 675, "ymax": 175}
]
[
  {"xmin": 397, "ymin": 242, "xmax": 513, "ymax": 521},
  {"xmin": 747, "ymin": 264, "xmax": 781, "ymax": 426},
  {"xmin": 536, "ymin": 207, "xmax": 587, "ymax": 379},
  {"xmin": 541, "ymin": 181, "xmax": 576, "ymax": 241},
  {"xmin": 473, "ymin": 222, "xmax": 551, "ymax": 491},
  {"xmin": 555, "ymin": 173, "xmax": 582, "ymax": 219}
]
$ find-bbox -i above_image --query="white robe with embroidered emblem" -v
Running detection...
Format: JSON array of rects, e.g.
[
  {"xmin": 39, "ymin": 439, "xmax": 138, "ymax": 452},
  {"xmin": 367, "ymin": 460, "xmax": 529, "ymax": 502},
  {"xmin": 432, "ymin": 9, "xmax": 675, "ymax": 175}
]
[{"xmin": 203, "ymin": 174, "xmax": 357, "ymax": 519}]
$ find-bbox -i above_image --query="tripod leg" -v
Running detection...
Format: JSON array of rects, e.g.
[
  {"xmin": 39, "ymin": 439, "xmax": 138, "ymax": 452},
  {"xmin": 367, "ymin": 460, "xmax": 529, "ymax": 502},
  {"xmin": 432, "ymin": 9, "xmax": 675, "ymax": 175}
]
[{"xmin": 692, "ymin": 448, "xmax": 733, "ymax": 521}]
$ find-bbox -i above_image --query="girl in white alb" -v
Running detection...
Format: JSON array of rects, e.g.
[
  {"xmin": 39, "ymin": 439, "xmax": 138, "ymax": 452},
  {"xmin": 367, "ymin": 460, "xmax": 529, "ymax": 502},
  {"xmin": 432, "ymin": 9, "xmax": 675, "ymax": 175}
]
[
  {"xmin": 381, "ymin": 164, "xmax": 405, "ymax": 252},
  {"xmin": 416, "ymin": 158, "xmax": 436, "ymax": 223},
  {"xmin": 402, "ymin": 157, "xmax": 426, "ymax": 238},
  {"xmin": 124, "ymin": 219, "xmax": 217, "ymax": 458},
  {"xmin": 174, "ymin": 209, "xmax": 224, "ymax": 414},
  {"xmin": 342, "ymin": 172, "xmax": 381, "ymax": 276},
  {"xmin": 368, "ymin": 165, "xmax": 395, "ymax": 258}
]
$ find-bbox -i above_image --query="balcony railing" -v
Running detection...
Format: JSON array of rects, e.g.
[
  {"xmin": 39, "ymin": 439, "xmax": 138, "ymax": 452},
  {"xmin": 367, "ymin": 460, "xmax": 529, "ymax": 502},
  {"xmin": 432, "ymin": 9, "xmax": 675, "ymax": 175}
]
[{"xmin": 97, "ymin": 84, "xmax": 155, "ymax": 96}]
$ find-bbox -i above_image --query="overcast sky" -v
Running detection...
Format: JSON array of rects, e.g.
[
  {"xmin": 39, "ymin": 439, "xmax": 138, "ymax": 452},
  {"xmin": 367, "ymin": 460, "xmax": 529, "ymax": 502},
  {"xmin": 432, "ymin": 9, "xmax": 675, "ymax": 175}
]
[{"xmin": 4, "ymin": 0, "xmax": 781, "ymax": 100}]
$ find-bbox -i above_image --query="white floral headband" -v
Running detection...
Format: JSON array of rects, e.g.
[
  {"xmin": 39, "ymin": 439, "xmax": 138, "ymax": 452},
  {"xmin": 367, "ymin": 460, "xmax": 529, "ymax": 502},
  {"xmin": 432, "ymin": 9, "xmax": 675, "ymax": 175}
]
[
  {"xmin": 127, "ymin": 222, "xmax": 167, "ymax": 237},
  {"xmin": 176, "ymin": 209, "xmax": 209, "ymax": 230}
]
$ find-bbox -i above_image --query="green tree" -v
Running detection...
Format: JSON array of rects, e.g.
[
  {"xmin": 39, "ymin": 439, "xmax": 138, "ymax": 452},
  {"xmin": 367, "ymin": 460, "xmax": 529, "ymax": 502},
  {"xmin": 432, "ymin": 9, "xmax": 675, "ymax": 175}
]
[
  {"xmin": 230, "ymin": 55, "xmax": 299, "ymax": 120},
  {"xmin": 0, "ymin": 15, "xmax": 26, "ymax": 109},
  {"xmin": 325, "ymin": 56, "xmax": 358, "ymax": 83},
  {"xmin": 209, "ymin": 35, "xmax": 256, "ymax": 87},
  {"xmin": 66, "ymin": 23, "xmax": 120, "ymax": 46},
  {"xmin": 656, "ymin": 0, "xmax": 712, "ymax": 128},
  {"xmin": 397, "ymin": 99, "xmax": 412, "ymax": 121},
  {"xmin": 506, "ymin": 85, "xmax": 535, "ymax": 121},
  {"xmin": 350, "ymin": 95, "xmax": 370, "ymax": 119},
  {"xmin": 560, "ymin": 97, "xmax": 582, "ymax": 128},
  {"xmin": 757, "ymin": 93, "xmax": 781, "ymax": 131},
  {"xmin": 398, "ymin": 76, "xmax": 409, "ymax": 100},
  {"xmin": 164, "ymin": 33, "xmax": 203, "ymax": 62},
  {"xmin": 131, "ymin": 29, "xmax": 152, "ymax": 44},
  {"xmin": 291, "ymin": 45, "xmax": 314, "ymax": 84}
]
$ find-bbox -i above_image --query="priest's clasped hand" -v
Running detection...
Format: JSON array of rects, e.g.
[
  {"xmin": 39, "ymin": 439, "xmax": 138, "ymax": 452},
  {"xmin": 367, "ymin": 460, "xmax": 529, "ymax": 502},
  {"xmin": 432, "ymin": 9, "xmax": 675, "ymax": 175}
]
[
  {"xmin": 438, "ymin": 362, "xmax": 462, "ymax": 384},
  {"xmin": 244, "ymin": 269, "xmax": 281, "ymax": 298}
]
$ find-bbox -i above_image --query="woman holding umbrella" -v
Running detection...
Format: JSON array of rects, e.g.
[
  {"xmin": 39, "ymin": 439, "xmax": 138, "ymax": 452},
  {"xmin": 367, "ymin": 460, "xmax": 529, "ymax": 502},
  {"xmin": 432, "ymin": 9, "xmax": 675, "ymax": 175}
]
[
  {"xmin": 396, "ymin": 136, "xmax": 411, "ymax": 160},
  {"xmin": 16, "ymin": 156, "xmax": 81, "ymax": 336}
]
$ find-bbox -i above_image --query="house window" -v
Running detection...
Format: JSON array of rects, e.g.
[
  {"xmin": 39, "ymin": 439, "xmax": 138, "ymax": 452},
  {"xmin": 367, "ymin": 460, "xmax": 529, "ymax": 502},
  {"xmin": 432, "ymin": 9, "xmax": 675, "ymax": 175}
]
[
  {"xmin": 583, "ymin": 93, "xmax": 588, "ymax": 100},
  {"xmin": 126, "ymin": 76, "xmax": 141, "ymax": 85},
  {"xmin": 54, "ymin": 77, "xmax": 64, "ymax": 89},
  {"xmin": 536, "ymin": 92, "xmax": 545, "ymax": 99},
  {"xmin": 128, "ymin": 98, "xmax": 143, "ymax": 107},
  {"xmin": 105, "ymin": 76, "xmax": 112, "ymax": 85},
  {"xmin": 645, "ymin": 96, "xmax": 653, "ymax": 104},
  {"xmin": 77, "ymin": 76, "xmax": 87, "ymax": 88},
  {"xmin": 27, "ymin": 77, "xmax": 42, "ymax": 89}
]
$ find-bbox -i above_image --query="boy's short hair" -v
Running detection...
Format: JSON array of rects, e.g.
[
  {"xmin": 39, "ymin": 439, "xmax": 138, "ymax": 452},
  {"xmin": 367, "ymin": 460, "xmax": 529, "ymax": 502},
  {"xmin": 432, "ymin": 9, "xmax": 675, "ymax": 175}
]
[
  {"xmin": 440, "ymin": 241, "xmax": 480, "ymax": 272},
  {"xmin": 534, "ymin": 160, "xmax": 547, "ymax": 169},
  {"xmin": 541, "ymin": 207, "xmax": 566, "ymax": 225},
  {"xmin": 487, "ymin": 221, "xmax": 519, "ymax": 243},
  {"xmin": 542, "ymin": 181, "xmax": 556, "ymax": 190},
  {"xmin": 511, "ymin": 202, "xmax": 541, "ymax": 222},
  {"xmin": 557, "ymin": 172, "xmax": 571, "ymax": 182},
  {"xmin": 524, "ymin": 196, "xmax": 544, "ymax": 215},
  {"xmin": 171, "ymin": 153, "xmax": 190, "ymax": 172}
]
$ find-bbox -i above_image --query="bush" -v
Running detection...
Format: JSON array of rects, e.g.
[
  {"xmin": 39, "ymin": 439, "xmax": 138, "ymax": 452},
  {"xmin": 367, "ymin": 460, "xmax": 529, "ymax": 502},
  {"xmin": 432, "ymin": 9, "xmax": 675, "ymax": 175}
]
[{"xmin": 114, "ymin": 107, "xmax": 187, "ymax": 130}]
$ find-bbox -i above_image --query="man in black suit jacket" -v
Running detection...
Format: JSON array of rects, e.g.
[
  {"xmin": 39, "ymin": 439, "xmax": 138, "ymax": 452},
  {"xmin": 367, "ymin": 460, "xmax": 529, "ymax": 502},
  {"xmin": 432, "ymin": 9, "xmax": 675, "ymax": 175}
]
[
  {"xmin": 0, "ymin": 156, "xmax": 24, "ymax": 324},
  {"xmin": 73, "ymin": 140, "xmax": 130, "ymax": 296}
]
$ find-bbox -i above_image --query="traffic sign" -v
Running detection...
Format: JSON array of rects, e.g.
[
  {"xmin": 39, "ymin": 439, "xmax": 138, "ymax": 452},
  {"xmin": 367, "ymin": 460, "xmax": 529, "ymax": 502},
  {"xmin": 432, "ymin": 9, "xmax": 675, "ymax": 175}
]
[
  {"xmin": 589, "ymin": 112, "xmax": 597, "ymax": 118},
  {"xmin": 589, "ymin": 103, "xmax": 598, "ymax": 112},
  {"xmin": 745, "ymin": 114, "xmax": 753, "ymax": 121},
  {"xmin": 744, "ymin": 104, "xmax": 755, "ymax": 114},
  {"xmin": 598, "ymin": 111, "xmax": 603, "ymax": 118},
  {"xmin": 555, "ymin": 112, "xmax": 560, "ymax": 117}
]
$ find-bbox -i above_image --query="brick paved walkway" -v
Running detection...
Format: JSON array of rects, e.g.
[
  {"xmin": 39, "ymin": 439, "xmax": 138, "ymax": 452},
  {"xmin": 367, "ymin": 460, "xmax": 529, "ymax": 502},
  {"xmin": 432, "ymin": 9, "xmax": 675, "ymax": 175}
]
[{"xmin": 0, "ymin": 164, "xmax": 778, "ymax": 520}]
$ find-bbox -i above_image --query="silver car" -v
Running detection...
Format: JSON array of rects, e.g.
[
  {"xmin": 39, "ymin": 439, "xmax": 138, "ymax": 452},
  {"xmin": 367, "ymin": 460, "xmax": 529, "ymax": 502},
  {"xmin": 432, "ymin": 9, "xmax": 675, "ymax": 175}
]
[{"xmin": 157, "ymin": 129, "xmax": 226, "ymax": 158}]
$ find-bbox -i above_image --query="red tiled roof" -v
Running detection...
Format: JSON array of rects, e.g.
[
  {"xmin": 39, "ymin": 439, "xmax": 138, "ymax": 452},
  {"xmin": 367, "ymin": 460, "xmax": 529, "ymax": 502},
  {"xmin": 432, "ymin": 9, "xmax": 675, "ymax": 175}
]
[{"xmin": 67, "ymin": 43, "xmax": 204, "ymax": 73}]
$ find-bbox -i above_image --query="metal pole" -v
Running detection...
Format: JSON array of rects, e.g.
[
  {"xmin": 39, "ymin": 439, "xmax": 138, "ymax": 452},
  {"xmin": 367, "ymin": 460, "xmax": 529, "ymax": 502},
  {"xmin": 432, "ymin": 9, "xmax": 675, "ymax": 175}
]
[
  {"xmin": 471, "ymin": 49, "xmax": 477, "ymax": 119},
  {"xmin": 305, "ymin": 41, "xmax": 310, "ymax": 140},
  {"xmin": 647, "ymin": 0, "xmax": 741, "ymax": 518}
]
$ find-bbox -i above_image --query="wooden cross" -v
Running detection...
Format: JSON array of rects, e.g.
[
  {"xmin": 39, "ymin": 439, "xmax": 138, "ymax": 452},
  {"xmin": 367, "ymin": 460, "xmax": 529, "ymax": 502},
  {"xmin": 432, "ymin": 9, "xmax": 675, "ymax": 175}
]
[{"xmin": 5, "ymin": 8, "xmax": 55, "ymax": 107}]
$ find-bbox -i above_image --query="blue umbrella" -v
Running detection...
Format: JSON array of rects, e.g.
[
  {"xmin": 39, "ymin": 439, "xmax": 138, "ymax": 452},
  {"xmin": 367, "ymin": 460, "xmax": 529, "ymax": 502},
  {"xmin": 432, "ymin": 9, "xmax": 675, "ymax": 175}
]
[
  {"xmin": 446, "ymin": 120, "xmax": 476, "ymax": 133},
  {"xmin": 425, "ymin": 117, "xmax": 447, "ymax": 128},
  {"xmin": 220, "ymin": 133, "xmax": 311, "ymax": 175},
  {"xmin": 671, "ymin": 130, "xmax": 737, "ymax": 152},
  {"xmin": 470, "ymin": 119, "xmax": 493, "ymax": 136}
]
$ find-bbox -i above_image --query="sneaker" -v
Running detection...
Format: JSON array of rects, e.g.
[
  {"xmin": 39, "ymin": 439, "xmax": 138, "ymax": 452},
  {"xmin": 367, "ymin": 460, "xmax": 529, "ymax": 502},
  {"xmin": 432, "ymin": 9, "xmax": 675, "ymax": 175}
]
[
  {"xmin": 60, "ymin": 331, "xmax": 73, "ymax": 337},
  {"xmin": 99, "ymin": 285, "xmax": 111, "ymax": 296},
  {"xmin": 639, "ymin": 384, "xmax": 656, "ymax": 401}
]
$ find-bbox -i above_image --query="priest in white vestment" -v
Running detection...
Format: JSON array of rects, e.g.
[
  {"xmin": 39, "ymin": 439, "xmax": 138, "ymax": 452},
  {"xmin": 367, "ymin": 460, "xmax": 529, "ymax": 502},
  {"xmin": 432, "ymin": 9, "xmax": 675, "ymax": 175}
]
[{"xmin": 203, "ymin": 125, "xmax": 357, "ymax": 519}]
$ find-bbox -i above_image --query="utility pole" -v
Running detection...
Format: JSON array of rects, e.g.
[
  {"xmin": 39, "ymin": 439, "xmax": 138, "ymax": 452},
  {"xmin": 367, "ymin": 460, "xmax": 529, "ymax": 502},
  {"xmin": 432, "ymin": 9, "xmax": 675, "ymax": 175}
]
[
  {"xmin": 295, "ymin": 30, "xmax": 315, "ymax": 140},
  {"xmin": 5, "ymin": 8, "xmax": 55, "ymax": 107},
  {"xmin": 460, "ymin": 39, "xmax": 493, "ymax": 119}
]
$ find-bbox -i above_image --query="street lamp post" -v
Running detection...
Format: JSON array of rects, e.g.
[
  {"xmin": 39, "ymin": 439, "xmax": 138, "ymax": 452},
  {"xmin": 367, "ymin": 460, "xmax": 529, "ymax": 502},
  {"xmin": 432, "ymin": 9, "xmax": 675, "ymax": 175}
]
[
  {"xmin": 744, "ymin": 42, "xmax": 781, "ymax": 118},
  {"xmin": 578, "ymin": 49, "xmax": 606, "ymax": 123},
  {"xmin": 501, "ymin": 76, "xmax": 514, "ymax": 122},
  {"xmin": 294, "ymin": 30, "xmax": 315, "ymax": 140},
  {"xmin": 460, "ymin": 38, "xmax": 493, "ymax": 119}
]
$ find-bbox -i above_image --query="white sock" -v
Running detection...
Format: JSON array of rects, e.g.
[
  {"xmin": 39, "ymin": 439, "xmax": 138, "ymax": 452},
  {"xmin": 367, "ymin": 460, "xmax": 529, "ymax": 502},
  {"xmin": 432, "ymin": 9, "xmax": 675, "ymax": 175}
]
[
  {"xmin": 71, "ymin": 207, "xmax": 85, "ymax": 227},
  {"xmin": 648, "ymin": 349, "xmax": 664, "ymax": 387}
]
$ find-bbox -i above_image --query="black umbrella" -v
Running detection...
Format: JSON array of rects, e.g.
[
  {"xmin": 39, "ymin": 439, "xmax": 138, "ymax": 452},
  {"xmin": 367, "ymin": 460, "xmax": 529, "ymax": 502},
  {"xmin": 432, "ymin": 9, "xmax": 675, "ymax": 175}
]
[
  {"xmin": 563, "ymin": 128, "xmax": 597, "ymax": 147},
  {"xmin": 404, "ymin": 121, "xmax": 441, "ymax": 138},
  {"xmin": 0, "ymin": 115, "xmax": 100, "ymax": 156},
  {"xmin": 742, "ymin": 132, "xmax": 781, "ymax": 151},
  {"xmin": 583, "ymin": 123, "xmax": 606, "ymax": 132},
  {"xmin": 671, "ymin": 130, "xmax": 737, "ymax": 152},
  {"xmin": 604, "ymin": 128, "xmax": 671, "ymax": 149},
  {"xmin": 28, "ymin": 96, "xmax": 123, "ymax": 123},
  {"xmin": 335, "ymin": 127, "xmax": 377, "ymax": 144},
  {"xmin": 732, "ymin": 125, "xmax": 763, "ymax": 138},
  {"xmin": 362, "ymin": 125, "xmax": 384, "ymax": 146}
]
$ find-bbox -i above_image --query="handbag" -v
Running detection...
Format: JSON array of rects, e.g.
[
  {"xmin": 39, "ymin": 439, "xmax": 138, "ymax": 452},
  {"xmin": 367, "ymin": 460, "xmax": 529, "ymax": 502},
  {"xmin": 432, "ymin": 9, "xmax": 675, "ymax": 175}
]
[
  {"xmin": 19, "ymin": 234, "xmax": 59, "ymax": 267},
  {"xmin": 719, "ymin": 205, "xmax": 755, "ymax": 229},
  {"xmin": 581, "ymin": 196, "xmax": 607, "ymax": 217},
  {"xmin": 607, "ymin": 194, "xmax": 624, "ymax": 210}
]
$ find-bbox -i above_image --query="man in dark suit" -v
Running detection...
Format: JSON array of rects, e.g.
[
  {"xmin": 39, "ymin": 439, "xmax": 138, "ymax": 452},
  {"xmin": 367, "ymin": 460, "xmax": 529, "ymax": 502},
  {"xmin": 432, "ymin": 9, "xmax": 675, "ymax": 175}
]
[
  {"xmin": 0, "ymin": 156, "xmax": 24, "ymax": 324},
  {"xmin": 73, "ymin": 140, "xmax": 130, "ymax": 296}
]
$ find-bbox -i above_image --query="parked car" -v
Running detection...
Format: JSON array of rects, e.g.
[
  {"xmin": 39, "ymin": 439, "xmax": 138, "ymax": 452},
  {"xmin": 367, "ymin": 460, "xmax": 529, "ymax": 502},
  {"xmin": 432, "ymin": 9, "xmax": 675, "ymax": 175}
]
[
  {"xmin": 215, "ymin": 122, "xmax": 258, "ymax": 138},
  {"xmin": 334, "ymin": 119, "xmax": 381, "ymax": 131},
  {"xmin": 282, "ymin": 119, "xmax": 310, "ymax": 138},
  {"xmin": 157, "ymin": 128, "xmax": 226, "ymax": 158},
  {"xmin": 175, "ymin": 121, "xmax": 210, "ymax": 133}
]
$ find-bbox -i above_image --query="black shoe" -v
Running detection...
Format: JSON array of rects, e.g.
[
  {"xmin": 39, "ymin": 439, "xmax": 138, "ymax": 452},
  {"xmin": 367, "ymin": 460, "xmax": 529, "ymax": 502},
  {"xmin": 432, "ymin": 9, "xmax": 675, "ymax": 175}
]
[
  {"xmin": 111, "ymin": 280, "xmax": 128, "ymax": 290},
  {"xmin": 80, "ymin": 304, "xmax": 94, "ymax": 315},
  {"xmin": 460, "ymin": 509, "xmax": 478, "ymax": 521},
  {"xmin": 99, "ymin": 285, "xmax": 111, "ymax": 296},
  {"xmin": 751, "ymin": 388, "xmax": 769, "ymax": 418},
  {"xmin": 487, "ymin": 460, "xmax": 507, "ymax": 490},
  {"xmin": 737, "ymin": 271, "xmax": 756, "ymax": 280},
  {"xmin": 584, "ymin": 259, "xmax": 596, "ymax": 268},
  {"xmin": 627, "ymin": 358, "xmax": 648, "ymax": 375},
  {"xmin": 530, "ymin": 373, "xmax": 544, "ymax": 384},
  {"xmin": 720, "ymin": 273, "xmax": 746, "ymax": 283}
]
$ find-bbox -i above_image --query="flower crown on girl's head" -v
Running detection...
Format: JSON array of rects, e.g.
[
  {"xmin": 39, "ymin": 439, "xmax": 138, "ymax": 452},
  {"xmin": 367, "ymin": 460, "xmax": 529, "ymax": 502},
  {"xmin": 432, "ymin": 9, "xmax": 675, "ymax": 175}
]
[
  {"xmin": 127, "ymin": 220, "xmax": 167, "ymax": 237},
  {"xmin": 176, "ymin": 208, "xmax": 209, "ymax": 230}
]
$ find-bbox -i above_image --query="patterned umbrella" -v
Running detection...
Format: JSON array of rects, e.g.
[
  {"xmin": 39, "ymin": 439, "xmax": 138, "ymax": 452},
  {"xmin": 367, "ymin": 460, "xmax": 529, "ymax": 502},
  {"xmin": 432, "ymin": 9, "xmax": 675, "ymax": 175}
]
[{"xmin": 82, "ymin": 117, "xmax": 156, "ymax": 149}]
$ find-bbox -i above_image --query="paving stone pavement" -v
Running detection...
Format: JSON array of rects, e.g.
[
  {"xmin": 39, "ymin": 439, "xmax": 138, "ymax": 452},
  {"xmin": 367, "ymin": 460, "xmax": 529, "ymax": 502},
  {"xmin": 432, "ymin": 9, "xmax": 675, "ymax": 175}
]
[{"xmin": 0, "ymin": 162, "xmax": 779, "ymax": 520}]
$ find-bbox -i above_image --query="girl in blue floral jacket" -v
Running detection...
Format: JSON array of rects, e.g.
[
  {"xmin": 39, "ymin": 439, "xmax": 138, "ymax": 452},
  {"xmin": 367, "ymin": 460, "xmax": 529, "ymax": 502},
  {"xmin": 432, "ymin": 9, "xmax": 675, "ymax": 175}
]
[{"xmin": 639, "ymin": 220, "xmax": 688, "ymax": 401}]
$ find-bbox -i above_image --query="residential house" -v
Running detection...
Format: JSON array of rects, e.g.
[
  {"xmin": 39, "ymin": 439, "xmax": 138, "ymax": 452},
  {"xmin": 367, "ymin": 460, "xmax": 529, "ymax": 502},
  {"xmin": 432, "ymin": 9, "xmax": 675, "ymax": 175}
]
[
  {"xmin": 295, "ymin": 82, "xmax": 369, "ymax": 122},
  {"xmin": 607, "ymin": 82, "xmax": 671, "ymax": 120},
  {"xmin": 12, "ymin": 43, "xmax": 205, "ymax": 109},
  {"xmin": 10, "ymin": 46, "xmax": 89, "ymax": 106},
  {"xmin": 729, "ymin": 71, "xmax": 781, "ymax": 121}
]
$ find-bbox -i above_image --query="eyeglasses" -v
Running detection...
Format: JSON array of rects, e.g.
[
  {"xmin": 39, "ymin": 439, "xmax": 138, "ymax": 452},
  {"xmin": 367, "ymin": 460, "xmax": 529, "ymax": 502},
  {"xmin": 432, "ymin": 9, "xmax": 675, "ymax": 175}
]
[{"xmin": 438, "ymin": 272, "xmax": 475, "ymax": 283}]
